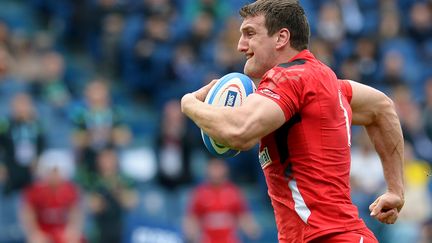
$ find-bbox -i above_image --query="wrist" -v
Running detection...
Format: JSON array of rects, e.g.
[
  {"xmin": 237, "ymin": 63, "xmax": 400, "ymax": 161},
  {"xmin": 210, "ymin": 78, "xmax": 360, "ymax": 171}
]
[{"xmin": 387, "ymin": 188, "xmax": 404, "ymax": 200}]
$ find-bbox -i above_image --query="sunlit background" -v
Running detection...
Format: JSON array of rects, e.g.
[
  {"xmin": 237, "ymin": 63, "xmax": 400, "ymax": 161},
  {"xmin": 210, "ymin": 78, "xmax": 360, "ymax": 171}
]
[{"xmin": 0, "ymin": 0, "xmax": 431, "ymax": 242}]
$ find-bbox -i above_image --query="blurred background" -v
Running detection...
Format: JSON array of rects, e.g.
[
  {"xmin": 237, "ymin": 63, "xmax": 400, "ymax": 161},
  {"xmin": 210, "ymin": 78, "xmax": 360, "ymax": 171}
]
[{"xmin": 0, "ymin": 0, "xmax": 431, "ymax": 242}]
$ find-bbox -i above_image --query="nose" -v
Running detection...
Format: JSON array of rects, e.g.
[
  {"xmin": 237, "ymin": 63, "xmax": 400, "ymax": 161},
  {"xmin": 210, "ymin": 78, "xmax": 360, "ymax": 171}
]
[{"xmin": 237, "ymin": 35, "xmax": 248, "ymax": 53}]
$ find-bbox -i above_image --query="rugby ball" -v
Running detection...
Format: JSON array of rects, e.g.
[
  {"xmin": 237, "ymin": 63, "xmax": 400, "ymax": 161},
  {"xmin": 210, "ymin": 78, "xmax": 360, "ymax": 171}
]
[{"xmin": 201, "ymin": 72, "xmax": 256, "ymax": 158}]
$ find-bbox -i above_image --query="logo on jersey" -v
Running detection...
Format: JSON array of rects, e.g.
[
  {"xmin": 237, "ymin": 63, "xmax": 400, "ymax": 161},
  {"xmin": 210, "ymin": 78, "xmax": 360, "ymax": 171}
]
[
  {"xmin": 259, "ymin": 147, "xmax": 272, "ymax": 168},
  {"xmin": 260, "ymin": 88, "xmax": 280, "ymax": 100},
  {"xmin": 225, "ymin": 91, "xmax": 238, "ymax": 107}
]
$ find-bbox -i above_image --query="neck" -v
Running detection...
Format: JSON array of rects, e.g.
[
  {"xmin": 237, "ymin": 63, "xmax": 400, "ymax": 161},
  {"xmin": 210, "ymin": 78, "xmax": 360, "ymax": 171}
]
[{"xmin": 279, "ymin": 48, "xmax": 301, "ymax": 65}]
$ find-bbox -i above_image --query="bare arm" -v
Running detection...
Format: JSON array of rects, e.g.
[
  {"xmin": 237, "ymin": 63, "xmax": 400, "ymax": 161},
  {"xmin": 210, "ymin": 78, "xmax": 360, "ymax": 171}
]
[
  {"xmin": 238, "ymin": 212, "xmax": 261, "ymax": 240},
  {"xmin": 182, "ymin": 214, "xmax": 200, "ymax": 243},
  {"xmin": 181, "ymin": 81, "xmax": 285, "ymax": 150},
  {"xmin": 349, "ymin": 80, "xmax": 404, "ymax": 223},
  {"xmin": 21, "ymin": 201, "xmax": 40, "ymax": 235},
  {"xmin": 64, "ymin": 204, "xmax": 83, "ymax": 243},
  {"xmin": 20, "ymin": 201, "xmax": 49, "ymax": 243}
]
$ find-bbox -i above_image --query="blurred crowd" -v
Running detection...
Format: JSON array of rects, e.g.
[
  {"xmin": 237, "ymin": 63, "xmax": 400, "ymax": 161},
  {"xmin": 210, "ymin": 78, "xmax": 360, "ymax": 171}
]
[{"xmin": 0, "ymin": 0, "xmax": 431, "ymax": 242}]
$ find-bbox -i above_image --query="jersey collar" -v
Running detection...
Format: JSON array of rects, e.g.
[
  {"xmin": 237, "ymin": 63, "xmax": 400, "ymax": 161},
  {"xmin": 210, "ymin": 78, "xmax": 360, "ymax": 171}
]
[{"xmin": 287, "ymin": 49, "xmax": 314, "ymax": 63}]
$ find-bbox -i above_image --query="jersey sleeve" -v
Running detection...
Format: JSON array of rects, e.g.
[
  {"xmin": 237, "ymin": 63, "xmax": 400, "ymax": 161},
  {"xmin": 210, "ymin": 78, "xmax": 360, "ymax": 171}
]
[
  {"xmin": 338, "ymin": 79, "xmax": 353, "ymax": 103},
  {"xmin": 256, "ymin": 68, "xmax": 301, "ymax": 121}
]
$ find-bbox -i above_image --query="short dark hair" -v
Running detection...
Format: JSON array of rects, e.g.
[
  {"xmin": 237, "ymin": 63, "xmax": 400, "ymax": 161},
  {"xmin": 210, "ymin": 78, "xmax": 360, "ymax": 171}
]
[{"xmin": 239, "ymin": 0, "xmax": 310, "ymax": 51}]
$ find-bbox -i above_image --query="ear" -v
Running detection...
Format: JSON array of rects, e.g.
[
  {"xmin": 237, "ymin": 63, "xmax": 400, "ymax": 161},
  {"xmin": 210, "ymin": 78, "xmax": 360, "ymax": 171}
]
[{"xmin": 275, "ymin": 28, "xmax": 290, "ymax": 50}]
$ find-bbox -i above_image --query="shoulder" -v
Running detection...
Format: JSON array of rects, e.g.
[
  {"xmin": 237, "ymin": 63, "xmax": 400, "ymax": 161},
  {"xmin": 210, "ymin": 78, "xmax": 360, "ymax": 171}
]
[
  {"xmin": 189, "ymin": 184, "xmax": 210, "ymax": 204},
  {"xmin": 193, "ymin": 183, "xmax": 217, "ymax": 197},
  {"xmin": 264, "ymin": 61, "xmax": 306, "ymax": 84},
  {"xmin": 24, "ymin": 181, "xmax": 45, "ymax": 199},
  {"xmin": 225, "ymin": 182, "xmax": 241, "ymax": 191}
]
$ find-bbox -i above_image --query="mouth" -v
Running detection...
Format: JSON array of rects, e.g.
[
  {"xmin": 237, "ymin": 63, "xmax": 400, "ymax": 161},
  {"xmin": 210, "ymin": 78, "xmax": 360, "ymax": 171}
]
[{"xmin": 245, "ymin": 53, "xmax": 254, "ymax": 60}]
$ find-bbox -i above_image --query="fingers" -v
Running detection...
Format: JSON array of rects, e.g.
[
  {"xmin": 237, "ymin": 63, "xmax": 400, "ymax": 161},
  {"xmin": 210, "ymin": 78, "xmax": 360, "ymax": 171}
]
[
  {"xmin": 369, "ymin": 197, "xmax": 382, "ymax": 217},
  {"xmin": 369, "ymin": 196, "xmax": 399, "ymax": 224},
  {"xmin": 370, "ymin": 200, "xmax": 399, "ymax": 224},
  {"xmin": 208, "ymin": 79, "xmax": 218, "ymax": 86},
  {"xmin": 194, "ymin": 79, "xmax": 219, "ymax": 101},
  {"xmin": 375, "ymin": 208, "xmax": 399, "ymax": 224}
]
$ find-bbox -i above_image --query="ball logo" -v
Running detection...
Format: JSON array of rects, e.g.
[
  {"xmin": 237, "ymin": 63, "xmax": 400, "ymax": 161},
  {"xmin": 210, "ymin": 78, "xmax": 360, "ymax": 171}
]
[{"xmin": 225, "ymin": 90, "xmax": 238, "ymax": 107}]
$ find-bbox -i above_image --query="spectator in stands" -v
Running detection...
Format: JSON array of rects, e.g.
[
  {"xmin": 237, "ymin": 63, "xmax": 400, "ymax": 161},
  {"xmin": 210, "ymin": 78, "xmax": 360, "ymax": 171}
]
[
  {"xmin": 21, "ymin": 150, "xmax": 83, "ymax": 243},
  {"xmin": 408, "ymin": 2, "xmax": 432, "ymax": 45},
  {"xmin": 392, "ymin": 85, "xmax": 432, "ymax": 162},
  {"xmin": 184, "ymin": 12, "xmax": 216, "ymax": 63},
  {"xmin": 71, "ymin": 79, "xmax": 131, "ymax": 189},
  {"xmin": 87, "ymin": 146, "xmax": 137, "ymax": 243},
  {"xmin": 0, "ymin": 93, "xmax": 45, "ymax": 195},
  {"xmin": 156, "ymin": 99, "xmax": 194, "ymax": 190},
  {"xmin": 378, "ymin": 5, "xmax": 401, "ymax": 40},
  {"xmin": 126, "ymin": 13, "xmax": 173, "ymax": 102},
  {"xmin": 9, "ymin": 31, "xmax": 40, "ymax": 83},
  {"xmin": 353, "ymin": 37, "xmax": 379, "ymax": 86},
  {"xmin": 317, "ymin": 2, "xmax": 345, "ymax": 44},
  {"xmin": 97, "ymin": 13, "xmax": 124, "ymax": 78},
  {"xmin": 381, "ymin": 50, "xmax": 405, "ymax": 89},
  {"xmin": 167, "ymin": 42, "xmax": 203, "ymax": 95},
  {"xmin": 350, "ymin": 129, "xmax": 385, "ymax": 197},
  {"xmin": 183, "ymin": 157, "xmax": 260, "ymax": 243},
  {"xmin": 32, "ymin": 51, "xmax": 71, "ymax": 111}
]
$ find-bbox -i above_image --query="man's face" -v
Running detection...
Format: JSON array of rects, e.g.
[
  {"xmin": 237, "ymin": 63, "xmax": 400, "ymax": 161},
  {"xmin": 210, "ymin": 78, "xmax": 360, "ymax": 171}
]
[
  {"xmin": 12, "ymin": 94, "xmax": 34, "ymax": 120},
  {"xmin": 207, "ymin": 159, "xmax": 228, "ymax": 185},
  {"xmin": 238, "ymin": 15, "xmax": 278, "ymax": 79}
]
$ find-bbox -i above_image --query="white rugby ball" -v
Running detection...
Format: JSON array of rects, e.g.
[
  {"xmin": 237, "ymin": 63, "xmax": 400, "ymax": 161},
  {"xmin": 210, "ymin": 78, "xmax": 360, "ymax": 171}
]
[{"xmin": 201, "ymin": 72, "xmax": 256, "ymax": 158}]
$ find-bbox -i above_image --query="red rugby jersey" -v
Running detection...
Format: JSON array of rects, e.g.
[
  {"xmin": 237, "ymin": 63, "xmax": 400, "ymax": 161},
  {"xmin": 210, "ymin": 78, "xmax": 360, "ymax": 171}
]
[
  {"xmin": 256, "ymin": 50, "xmax": 366, "ymax": 242},
  {"xmin": 188, "ymin": 182, "xmax": 247, "ymax": 243},
  {"xmin": 24, "ymin": 181, "xmax": 80, "ymax": 243}
]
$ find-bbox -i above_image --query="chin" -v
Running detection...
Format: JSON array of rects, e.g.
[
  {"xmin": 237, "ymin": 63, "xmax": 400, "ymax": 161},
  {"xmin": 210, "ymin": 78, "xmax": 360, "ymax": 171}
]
[{"xmin": 244, "ymin": 66, "xmax": 264, "ymax": 79}]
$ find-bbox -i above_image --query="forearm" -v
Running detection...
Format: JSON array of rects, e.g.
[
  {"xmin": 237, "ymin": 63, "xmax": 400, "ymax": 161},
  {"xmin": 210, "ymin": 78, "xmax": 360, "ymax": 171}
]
[
  {"xmin": 182, "ymin": 91, "xmax": 285, "ymax": 150},
  {"xmin": 21, "ymin": 203, "xmax": 41, "ymax": 235},
  {"xmin": 183, "ymin": 215, "xmax": 200, "ymax": 243},
  {"xmin": 239, "ymin": 213, "xmax": 260, "ymax": 239},
  {"xmin": 67, "ymin": 205, "xmax": 83, "ymax": 233},
  {"xmin": 365, "ymin": 103, "xmax": 404, "ymax": 198},
  {"xmin": 181, "ymin": 93, "xmax": 247, "ymax": 149}
]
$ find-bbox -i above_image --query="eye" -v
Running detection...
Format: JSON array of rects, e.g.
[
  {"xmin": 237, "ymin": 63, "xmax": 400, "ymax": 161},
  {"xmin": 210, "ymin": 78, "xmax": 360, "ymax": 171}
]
[{"xmin": 247, "ymin": 32, "xmax": 255, "ymax": 37}]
